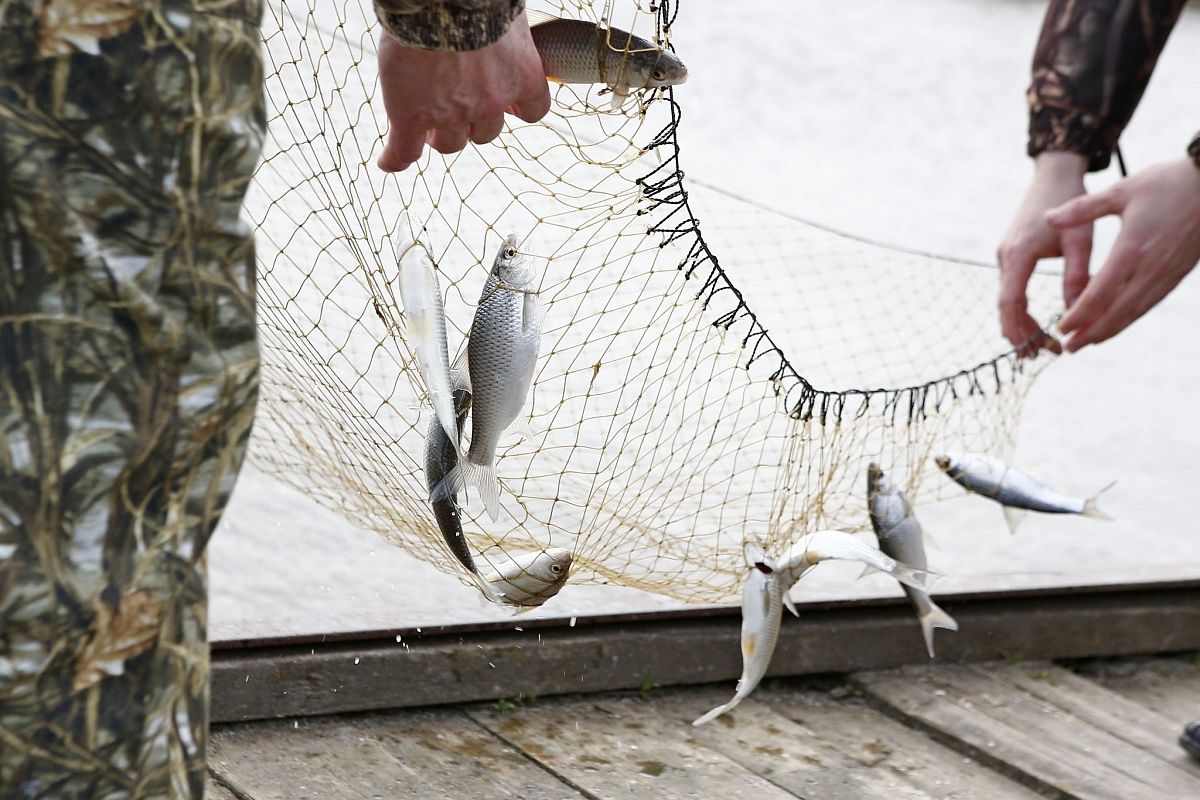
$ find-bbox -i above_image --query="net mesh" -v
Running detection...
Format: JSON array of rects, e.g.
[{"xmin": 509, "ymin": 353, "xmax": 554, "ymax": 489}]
[{"xmin": 248, "ymin": 0, "xmax": 1059, "ymax": 604}]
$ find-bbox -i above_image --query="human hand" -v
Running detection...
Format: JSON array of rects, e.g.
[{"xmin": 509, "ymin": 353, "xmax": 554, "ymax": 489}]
[
  {"xmin": 996, "ymin": 152, "xmax": 1090, "ymax": 356},
  {"xmin": 376, "ymin": 11, "xmax": 551, "ymax": 172},
  {"xmin": 1048, "ymin": 158, "xmax": 1200, "ymax": 352}
]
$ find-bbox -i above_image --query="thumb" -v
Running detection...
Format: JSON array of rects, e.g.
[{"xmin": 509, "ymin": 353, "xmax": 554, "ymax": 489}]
[{"xmin": 1045, "ymin": 190, "xmax": 1121, "ymax": 229}]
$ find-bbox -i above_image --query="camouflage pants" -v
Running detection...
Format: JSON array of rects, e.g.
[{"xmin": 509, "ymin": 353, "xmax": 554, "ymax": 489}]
[{"xmin": 0, "ymin": 2, "xmax": 263, "ymax": 798}]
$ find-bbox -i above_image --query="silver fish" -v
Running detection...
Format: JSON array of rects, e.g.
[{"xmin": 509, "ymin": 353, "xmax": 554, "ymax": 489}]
[
  {"xmin": 527, "ymin": 11, "xmax": 688, "ymax": 108},
  {"xmin": 482, "ymin": 547, "xmax": 573, "ymax": 608},
  {"xmin": 779, "ymin": 529, "xmax": 936, "ymax": 604},
  {"xmin": 867, "ymin": 464, "xmax": 958, "ymax": 658},
  {"xmin": 398, "ymin": 239, "xmax": 462, "ymax": 459},
  {"xmin": 432, "ymin": 235, "xmax": 540, "ymax": 522},
  {"xmin": 935, "ymin": 452, "xmax": 1112, "ymax": 533},
  {"xmin": 693, "ymin": 544, "xmax": 784, "ymax": 726}
]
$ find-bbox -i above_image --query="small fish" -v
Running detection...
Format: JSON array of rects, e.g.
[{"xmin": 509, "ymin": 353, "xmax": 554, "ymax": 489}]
[
  {"xmin": 867, "ymin": 464, "xmax": 958, "ymax": 658},
  {"xmin": 398, "ymin": 239, "xmax": 461, "ymax": 459},
  {"xmin": 779, "ymin": 529, "xmax": 937, "ymax": 609},
  {"xmin": 527, "ymin": 11, "xmax": 688, "ymax": 108},
  {"xmin": 432, "ymin": 235, "xmax": 540, "ymax": 522},
  {"xmin": 693, "ymin": 544, "xmax": 785, "ymax": 726},
  {"xmin": 935, "ymin": 452, "xmax": 1112, "ymax": 533},
  {"xmin": 482, "ymin": 547, "xmax": 573, "ymax": 607},
  {"xmin": 424, "ymin": 382, "xmax": 474, "ymax": 574}
]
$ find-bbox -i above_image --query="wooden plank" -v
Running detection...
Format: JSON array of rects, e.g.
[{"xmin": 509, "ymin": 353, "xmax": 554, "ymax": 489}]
[
  {"xmin": 858, "ymin": 663, "xmax": 1200, "ymax": 800},
  {"xmin": 209, "ymin": 717, "xmax": 448, "ymax": 800},
  {"xmin": 211, "ymin": 583, "xmax": 1200, "ymax": 723},
  {"xmin": 761, "ymin": 683, "xmax": 1045, "ymax": 799},
  {"xmin": 988, "ymin": 661, "xmax": 1200, "ymax": 779},
  {"xmin": 356, "ymin": 709, "xmax": 589, "ymax": 799},
  {"xmin": 205, "ymin": 776, "xmax": 242, "ymax": 800},
  {"xmin": 665, "ymin": 684, "xmax": 1040, "ymax": 799},
  {"xmin": 1074, "ymin": 654, "xmax": 1200, "ymax": 726},
  {"xmin": 470, "ymin": 692, "xmax": 801, "ymax": 799}
]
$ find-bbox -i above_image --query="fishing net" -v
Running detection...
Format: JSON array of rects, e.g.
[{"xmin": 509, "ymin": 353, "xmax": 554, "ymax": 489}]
[{"xmin": 248, "ymin": 0, "xmax": 1059, "ymax": 604}]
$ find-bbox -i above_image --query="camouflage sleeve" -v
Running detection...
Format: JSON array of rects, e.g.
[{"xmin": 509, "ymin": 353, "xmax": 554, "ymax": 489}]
[
  {"xmin": 1027, "ymin": 0, "xmax": 1187, "ymax": 171},
  {"xmin": 373, "ymin": 0, "xmax": 524, "ymax": 51}
]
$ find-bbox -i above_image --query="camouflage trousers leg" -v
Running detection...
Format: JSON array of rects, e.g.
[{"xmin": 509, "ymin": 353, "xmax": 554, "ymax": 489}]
[{"xmin": 0, "ymin": 2, "xmax": 264, "ymax": 798}]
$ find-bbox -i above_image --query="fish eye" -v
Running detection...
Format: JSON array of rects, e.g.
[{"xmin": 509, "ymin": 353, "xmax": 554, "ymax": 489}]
[
  {"xmin": 504, "ymin": 245, "xmax": 517, "ymax": 259},
  {"xmin": 550, "ymin": 564, "xmax": 563, "ymax": 574},
  {"xmin": 651, "ymin": 68, "xmax": 665, "ymax": 81}
]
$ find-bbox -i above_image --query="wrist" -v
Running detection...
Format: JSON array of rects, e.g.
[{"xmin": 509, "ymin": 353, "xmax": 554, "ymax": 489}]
[
  {"xmin": 374, "ymin": 0, "xmax": 523, "ymax": 52},
  {"xmin": 1033, "ymin": 151, "xmax": 1088, "ymax": 181}
]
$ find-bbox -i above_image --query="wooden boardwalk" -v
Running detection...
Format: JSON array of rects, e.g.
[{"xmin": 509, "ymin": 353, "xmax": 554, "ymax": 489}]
[{"xmin": 207, "ymin": 654, "xmax": 1200, "ymax": 799}]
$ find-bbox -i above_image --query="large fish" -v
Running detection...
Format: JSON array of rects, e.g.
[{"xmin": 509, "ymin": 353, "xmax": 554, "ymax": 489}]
[
  {"xmin": 528, "ymin": 11, "xmax": 688, "ymax": 108},
  {"xmin": 398, "ymin": 239, "xmax": 461, "ymax": 459},
  {"xmin": 481, "ymin": 547, "xmax": 573, "ymax": 608},
  {"xmin": 693, "ymin": 545, "xmax": 785, "ymax": 726},
  {"xmin": 867, "ymin": 464, "xmax": 958, "ymax": 658},
  {"xmin": 935, "ymin": 452, "xmax": 1112, "ymax": 533},
  {"xmin": 432, "ymin": 235, "xmax": 540, "ymax": 522}
]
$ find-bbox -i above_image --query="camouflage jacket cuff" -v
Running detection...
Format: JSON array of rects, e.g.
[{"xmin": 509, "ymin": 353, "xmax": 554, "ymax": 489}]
[
  {"xmin": 373, "ymin": 0, "xmax": 523, "ymax": 51},
  {"xmin": 1189, "ymin": 132, "xmax": 1200, "ymax": 171},
  {"xmin": 1027, "ymin": 105, "xmax": 1114, "ymax": 173}
]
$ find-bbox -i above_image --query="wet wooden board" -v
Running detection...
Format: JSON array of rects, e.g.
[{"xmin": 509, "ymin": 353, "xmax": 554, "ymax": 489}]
[
  {"xmin": 355, "ymin": 709, "xmax": 590, "ymax": 799},
  {"xmin": 210, "ymin": 717, "xmax": 448, "ymax": 799},
  {"xmin": 1074, "ymin": 654, "xmax": 1200, "ymax": 727},
  {"xmin": 205, "ymin": 776, "xmax": 240, "ymax": 800},
  {"xmin": 471, "ymin": 693, "xmax": 801, "ymax": 799},
  {"xmin": 667, "ymin": 684, "xmax": 1041, "ymax": 799},
  {"xmin": 858, "ymin": 662, "xmax": 1200, "ymax": 800}
]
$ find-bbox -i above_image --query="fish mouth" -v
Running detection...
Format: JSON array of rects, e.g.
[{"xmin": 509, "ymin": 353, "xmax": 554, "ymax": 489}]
[
  {"xmin": 867, "ymin": 463, "xmax": 882, "ymax": 480},
  {"xmin": 934, "ymin": 456, "xmax": 951, "ymax": 471}
]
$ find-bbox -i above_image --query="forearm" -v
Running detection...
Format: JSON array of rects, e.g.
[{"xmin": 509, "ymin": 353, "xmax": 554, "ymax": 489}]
[
  {"xmin": 374, "ymin": 0, "xmax": 523, "ymax": 51},
  {"xmin": 1027, "ymin": 0, "xmax": 1186, "ymax": 171}
]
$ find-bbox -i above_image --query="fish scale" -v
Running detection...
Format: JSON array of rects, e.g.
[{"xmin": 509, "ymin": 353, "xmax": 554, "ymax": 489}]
[{"xmin": 432, "ymin": 235, "xmax": 540, "ymax": 522}]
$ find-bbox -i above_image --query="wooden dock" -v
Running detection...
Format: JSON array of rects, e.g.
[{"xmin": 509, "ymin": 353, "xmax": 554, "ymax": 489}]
[{"xmin": 207, "ymin": 653, "xmax": 1200, "ymax": 799}]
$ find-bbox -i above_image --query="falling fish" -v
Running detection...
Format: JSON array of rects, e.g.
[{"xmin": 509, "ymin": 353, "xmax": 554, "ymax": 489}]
[
  {"xmin": 693, "ymin": 545, "xmax": 784, "ymax": 727},
  {"xmin": 935, "ymin": 452, "xmax": 1113, "ymax": 533},
  {"xmin": 778, "ymin": 528, "xmax": 938, "ymax": 618},
  {"xmin": 481, "ymin": 547, "xmax": 573, "ymax": 608},
  {"xmin": 867, "ymin": 464, "xmax": 958, "ymax": 658},
  {"xmin": 432, "ymin": 234, "xmax": 540, "ymax": 522},
  {"xmin": 527, "ymin": 10, "xmax": 688, "ymax": 109},
  {"xmin": 398, "ymin": 239, "xmax": 461, "ymax": 459}
]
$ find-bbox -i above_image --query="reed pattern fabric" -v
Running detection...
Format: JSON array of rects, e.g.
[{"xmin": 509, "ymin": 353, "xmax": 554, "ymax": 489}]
[{"xmin": 0, "ymin": 1, "xmax": 264, "ymax": 797}]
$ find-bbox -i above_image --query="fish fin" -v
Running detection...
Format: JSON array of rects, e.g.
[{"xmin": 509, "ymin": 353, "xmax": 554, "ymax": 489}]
[
  {"xmin": 857, "ymin": 563, "xmax": 879, "ymax": 580},
  {"xmin": 525, "ymin": 9, "xmax": 556, "ymax": 27},
  {"xmin": 523, "ymin": 291, "xmax": 539, "ymax": 335},
  {"xmin": 433, "ymin": 460, "xmax": 502, "ymax": 522},
  {"xmin": 783, "ymin": 592, "xmax": 799, "ymax": 618},
  {"xmin": 470, "ymin": 572, "xmax": 506, "ymax": 605},
  {"xmin": 429, "ymin": 464, "xmax": 462, "ymax": 504},
  {"xmin": 1002, "ymin": 506, "xmax": 1026, "ymax": 535},
  {"xmin": 918, "ymin": 601, "xmax": 959, "ymax": 659},
  {"xmin": 693, "ymin": 697, "xmax": 741, "ymax": 727},
  {"xmin": 890, "ymin": 562, "xmax": 938, "ymax": 593},
  {"xmin": 1082, "ymin": 481, "xmax": 1115, "ymax": 521},
  {"xmin": 609, "ymin": 86, "xmax": 628, "ymax": 111}
]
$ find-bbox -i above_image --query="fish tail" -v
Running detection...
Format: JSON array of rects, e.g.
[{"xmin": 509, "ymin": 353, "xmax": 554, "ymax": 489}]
[
  {"xmin": 1082, "ymin": 481, "xmax": 1115, "ymax": 521},
  {"xmin": 692, "ymin": 697, "xmax": 741, "ymax": 727},
  {"xmin": 461, "ymin": 458, "xmax": 503, "ymax": 523},
  {"xmin": 918, "ymin": 600, "xmax": 959, "ymax": 659},
  {"xmin": 891, "ymin": 561, "xmax": 938, "ymax": 592}
]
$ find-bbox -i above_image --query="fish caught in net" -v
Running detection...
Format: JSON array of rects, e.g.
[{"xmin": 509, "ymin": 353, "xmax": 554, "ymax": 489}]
[{"xmin": 247, "ymin": 0, "xmax": 1060, "ymax": 607}]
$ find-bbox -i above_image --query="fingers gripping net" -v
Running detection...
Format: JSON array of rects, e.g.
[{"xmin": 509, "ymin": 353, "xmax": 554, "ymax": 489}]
[{"xmin": 249, "ymin": 0, "xmax": 1058, "ymax": 604}]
